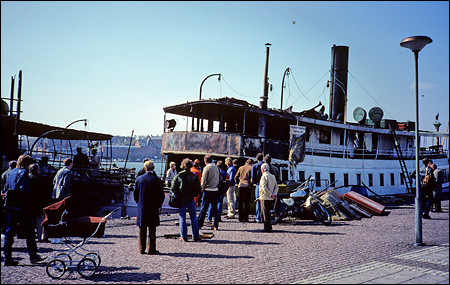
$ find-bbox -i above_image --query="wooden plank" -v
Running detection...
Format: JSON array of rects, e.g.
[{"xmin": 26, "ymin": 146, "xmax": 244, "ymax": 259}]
[
  {"xmin": 337, "ymin": 200, "xmax": 362, "ymax": 220},
  {"xmin": 317, "ymin": 189, "xmax": 351, "ymax": 220},
  {"xmin": 348, "ymin": 203, "xmax": 373, "ymax": 218},
  {"xmin": 343, "ymin": 191, "xmax": 385, "ymax": 215}
]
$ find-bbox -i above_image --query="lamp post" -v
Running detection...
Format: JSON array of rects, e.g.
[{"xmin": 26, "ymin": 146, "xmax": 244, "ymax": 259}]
[
  {"xmin": 64, "ymin": 119, "xmax": 87, "ymax": 130},
  {"xmin": 400, "ymin": 35, "xmax": 432, "ymax": 246},
  {"xmin": 29, "ymin": 119, "xmax": 89, "ymax": 157},
  {"xmin": 199, "ymin": 73, "xmax": 221, "ymax": 101},
  {"xmin": 280, "ymin": 67, "xmax": 290, "ymax": 110}
]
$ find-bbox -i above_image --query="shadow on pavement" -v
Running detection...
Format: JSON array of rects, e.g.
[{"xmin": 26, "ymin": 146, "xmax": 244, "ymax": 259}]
[
  {"xmin": 200, "ymin": 239, "xmax": 279, "ymax": 245},
  {"xmin": 220, "ymin": 227, "xmax": 346, "ymax": 235},
  {"xmin": 158, "ymin": 252, "xmax": 254, "ymax": 259},
  {"xmin": 90, "ymin": 272, "xmax": 161, "ymax": 282}
]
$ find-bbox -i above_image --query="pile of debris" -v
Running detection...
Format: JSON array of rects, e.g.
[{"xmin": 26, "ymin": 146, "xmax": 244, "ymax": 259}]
[{"xmin": 317, "ymin": 189, "xmax": 386, "ymax": 221}]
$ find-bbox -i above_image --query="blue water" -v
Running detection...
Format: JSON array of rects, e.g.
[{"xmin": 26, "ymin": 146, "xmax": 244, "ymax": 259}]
[{"xmin": 113, "ymin": 161, "xmax": 165, "ymax": 176}]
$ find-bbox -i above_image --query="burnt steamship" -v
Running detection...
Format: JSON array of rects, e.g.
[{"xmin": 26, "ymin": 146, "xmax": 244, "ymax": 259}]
[{"xmin": 160, "ymin": 44, "xmax": 449, "ymax": 197}]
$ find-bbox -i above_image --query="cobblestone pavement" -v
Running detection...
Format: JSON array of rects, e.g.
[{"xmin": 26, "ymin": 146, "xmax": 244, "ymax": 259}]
[{"xmin": 1, "ymin": 200, "xmax": 448, "ymax": 284}]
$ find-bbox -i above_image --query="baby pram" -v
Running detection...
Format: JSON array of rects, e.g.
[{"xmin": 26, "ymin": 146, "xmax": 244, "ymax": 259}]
[{"xmin": 41, "ymin": 196, "xmax": 120, "ymax": 279}]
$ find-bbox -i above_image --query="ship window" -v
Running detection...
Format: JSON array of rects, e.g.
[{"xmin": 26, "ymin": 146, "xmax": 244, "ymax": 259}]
[
  {"xmin": 299, "ymin": 171, "xmax": 305, "ymax": 182},
  {"xmin": 282, "ymin": 169, "xmax": 288, "ymax": 181},
  {"xmin": 330, "ymin": 173, "xmax": 335, "ymax": 185},
  {"xmin": 400, "ymin": 173, "xmax": 404, "ymax": 185},
  {"xmin": 315, "ymin": 172, "xmax": 321, "ymax": 187},
  {"xmin": 368, "ymin": 174, "xmax": 373, "ymax": 187},
  {"xmin": 344, "ymin": 173, "xmax": 349, "ymax": 187},
  {"xmin": 319, "ymin": 129, "xmax": 331, "ymax": 144},
  {"xmin": 244, "ymin": 112, "xmax": 259, "ymax": 136},
  {"xmin": 390, "ymin": 173, "xmax": 395, "ymax": 185},
  {"xmin": 356, "ymin": 173, "xmax": 361, "ymax": 186},
  {"xmin": 380, "ymin": 173, "xmax": 384, "ymax": 186}
]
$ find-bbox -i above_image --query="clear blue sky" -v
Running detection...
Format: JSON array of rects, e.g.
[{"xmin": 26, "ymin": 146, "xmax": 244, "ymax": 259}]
[{"xmin": 1, "ymin": 1, "xmax": 449, "ymax": 137}]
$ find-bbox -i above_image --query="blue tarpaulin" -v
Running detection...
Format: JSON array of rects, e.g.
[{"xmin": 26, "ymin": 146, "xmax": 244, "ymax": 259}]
[{"xmin": 350, "ymin": 186, "xmax": 368, "ymax": 197}]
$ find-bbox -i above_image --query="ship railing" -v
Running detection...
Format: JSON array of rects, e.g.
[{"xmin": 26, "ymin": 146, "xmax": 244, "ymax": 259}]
[
  {"xmin": 419, "ymin": 147, "xmax": 448, "ymax": 159},
  {"xmin": 302, "ymin": 144, "xmax": 448, "ymax": 160},
  {"xmin": 306, "ymin": 145, "xmax": 353, "ymax": 158},
  {"xmin": 306, "ymin": 144, "xmax": 413, "ymax": 160}
]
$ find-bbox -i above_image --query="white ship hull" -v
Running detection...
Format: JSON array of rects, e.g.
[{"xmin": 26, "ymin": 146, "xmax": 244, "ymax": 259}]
[{"xmin": 287, "ymin": 154, "xmax": 448, "ymax": 196}]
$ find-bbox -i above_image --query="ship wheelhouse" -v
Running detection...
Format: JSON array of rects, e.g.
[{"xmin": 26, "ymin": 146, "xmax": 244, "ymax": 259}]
[{"xmin": 161, "ymin": 97, "xmax": 296, "ymax": 164}]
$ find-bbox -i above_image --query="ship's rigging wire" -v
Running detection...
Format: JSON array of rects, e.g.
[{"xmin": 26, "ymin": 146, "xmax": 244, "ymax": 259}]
[
  {"xmin": 220, "ymin": 76, "xmax": 258, "ymax": 99},
  {"xmin": 289, "ymin": 70, "xmax": 330, "ymax": 106},
  {"xmin": 348, "ymin": 71, "xmax": 394, "ymax": 119},
  {"xmin": 219, "ymin": 70, "xmax": 391, "ymax": 119}
]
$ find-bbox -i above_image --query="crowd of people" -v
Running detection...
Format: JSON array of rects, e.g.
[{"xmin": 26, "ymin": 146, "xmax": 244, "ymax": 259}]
[{"xmin": 134, "ymin": 153, "xmax": 280, "ymax": 254}]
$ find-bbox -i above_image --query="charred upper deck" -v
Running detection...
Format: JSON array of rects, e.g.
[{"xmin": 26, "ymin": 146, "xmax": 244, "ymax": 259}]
[{"xmin": 161, "ymin": 97, "xmax": 329, "ymax": 160}]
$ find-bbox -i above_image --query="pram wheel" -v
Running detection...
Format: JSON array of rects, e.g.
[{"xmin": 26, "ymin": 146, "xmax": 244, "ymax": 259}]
[
  {"xmin": 57, "ymin": 252, "xmax": 73, "ymax": 266},
  {"xmin": 46, "ymin": 259, "xmax": 66, "ymax": 279},
  {"xmin": 77, "ymin": 258, "xmax": 97, "ymax": 277},
  {"xmin": 85, "ymin": 252, "xmax": 101, "ymax": 267}
]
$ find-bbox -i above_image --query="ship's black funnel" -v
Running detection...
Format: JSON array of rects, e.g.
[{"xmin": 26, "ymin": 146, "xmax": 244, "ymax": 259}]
[{"xmin": 330, "ymin": 45, "xmax": 349, "ymax": 121}]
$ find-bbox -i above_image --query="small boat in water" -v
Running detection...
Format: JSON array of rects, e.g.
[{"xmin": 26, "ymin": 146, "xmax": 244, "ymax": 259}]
[{"xmin": 160, "ymin": 44, "xmax": 449, "ymax": 198}]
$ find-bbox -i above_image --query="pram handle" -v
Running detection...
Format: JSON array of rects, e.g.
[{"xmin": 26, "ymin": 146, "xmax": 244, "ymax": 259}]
[{"xmin": 101, "ymin": 207, "xmax": 121, "ymax": 222}]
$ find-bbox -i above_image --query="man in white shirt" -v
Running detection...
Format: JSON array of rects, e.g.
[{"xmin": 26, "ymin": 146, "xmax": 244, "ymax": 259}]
[{"xmin": 259, "ymin": 163, "xmax": 278, "ymax": 232}]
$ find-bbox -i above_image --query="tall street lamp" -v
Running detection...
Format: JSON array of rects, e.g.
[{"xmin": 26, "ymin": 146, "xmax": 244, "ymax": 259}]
[
  {"xmin": 199, "ymin": 73, "xmax": 221, "ymax": 101},
  {"xmin": 400, "ymin": 35, "xmax": 432, "ymax": 246}
]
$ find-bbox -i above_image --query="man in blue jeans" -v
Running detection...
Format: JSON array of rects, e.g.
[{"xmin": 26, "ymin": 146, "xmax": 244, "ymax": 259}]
[
  {"xmin": 170, "ymin": 158, "xmax": 202, "ymax": 242},
  {"xmin": 251, "ymin": 153, "xmax": 264, "ymax": 223},
  {"xmin": 197, "ymin": 155, "xmax": 220, "ymax": 230}
]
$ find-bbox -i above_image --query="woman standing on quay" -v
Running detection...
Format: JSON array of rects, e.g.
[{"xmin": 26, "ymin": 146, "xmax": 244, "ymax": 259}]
[{"xmin": 171, "ymin": 158, "xmax": 202, "ymax": 242}]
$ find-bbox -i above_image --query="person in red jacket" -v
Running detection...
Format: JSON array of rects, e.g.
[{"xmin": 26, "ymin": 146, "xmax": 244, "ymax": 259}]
[{"xmin": 191, "ymin": 159, "xmax": 202, "ymax": 206}]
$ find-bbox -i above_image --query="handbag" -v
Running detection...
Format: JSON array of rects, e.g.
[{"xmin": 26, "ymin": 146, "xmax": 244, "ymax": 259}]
[
  {"xmin": 422, "ymin": 166, "xmax": 436, "ymax": 190},
  {"xmin": 168, "ymin": 189, "xmax": 180, "ymax": 208},
  {"xmin": 218, "ymin": 177, "xmax": 229, "ymax": 196}
]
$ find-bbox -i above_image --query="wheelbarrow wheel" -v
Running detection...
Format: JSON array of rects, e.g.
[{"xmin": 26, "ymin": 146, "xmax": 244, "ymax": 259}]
[
  {"xmin": 85, "ymin": 252, "xmax": 101, "ymax": 267},
  {"xmin": 46, "ymin": 259, "xmax": 66, "ymax": 279},
  {"xmin": 77, "ymin": 257, "xmax": 97, "ymax": 278}
]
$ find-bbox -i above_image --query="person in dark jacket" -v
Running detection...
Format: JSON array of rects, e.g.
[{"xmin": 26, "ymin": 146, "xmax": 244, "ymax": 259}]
[
  {"xmin": 1, "ymin": 160, "xmax": 17, "ymax": 239},
  {"xmin": 171, "ymin": 158, "xmax": 202, "ymax": 242},
  {"xmin": 264, "ymin": 154, "xmax": 281, "ymax": 184},
  {"xmin": 251, "ymin": 153, "xmax": 264, "ymax": 223},
  {"xmin": 3, "ymin": 154, "xmax": 46, "ymax": 266},
  {"xmin": 134, "ymin": 160, "xmax": 165, "ymax": 254},
  {"xmin": 73, "ymin": 147, "xmax": 89, "ymax": 176},
  {"xmin": 29, "ymin": 163, "xmax": 52, "ymax": 242},
  {"xmin": 136, "ymin": 158, "xmax": 150, "ymax": 178}
]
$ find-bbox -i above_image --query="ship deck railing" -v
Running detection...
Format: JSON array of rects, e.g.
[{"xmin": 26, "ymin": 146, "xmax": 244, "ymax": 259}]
[{"xmin": 305, "ymin": 145, "xmax": 447, "ymax": 160}]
